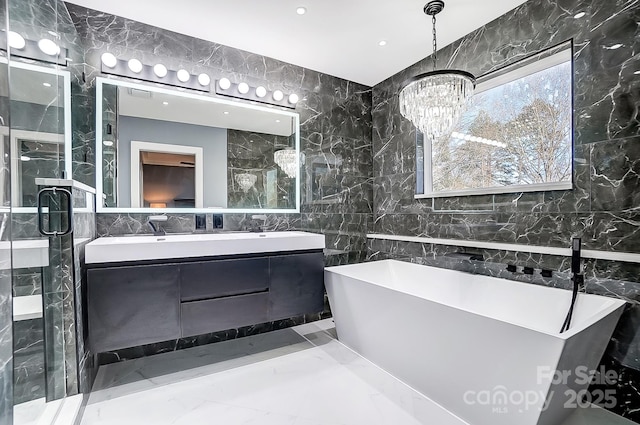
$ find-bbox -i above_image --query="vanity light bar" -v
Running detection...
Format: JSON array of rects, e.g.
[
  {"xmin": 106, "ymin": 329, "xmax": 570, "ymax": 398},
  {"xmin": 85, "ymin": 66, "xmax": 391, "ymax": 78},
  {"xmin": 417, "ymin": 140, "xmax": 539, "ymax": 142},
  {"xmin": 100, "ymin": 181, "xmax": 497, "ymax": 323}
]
[
  {"xmin": 215, "ymin": 78, "xmax": 299, "ymax": 109},
  {"xmin": 1, "ymin": 31, "xmax": 68, "ymax": 65},
  {"xmin": 99, "ymin": 54, "xmax": 210, "ymax": 92}
]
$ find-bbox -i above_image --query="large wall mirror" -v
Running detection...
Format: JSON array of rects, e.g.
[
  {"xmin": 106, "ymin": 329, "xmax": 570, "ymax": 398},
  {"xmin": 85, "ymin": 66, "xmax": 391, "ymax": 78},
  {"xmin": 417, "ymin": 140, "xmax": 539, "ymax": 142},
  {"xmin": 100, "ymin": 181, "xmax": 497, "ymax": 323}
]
[
  {"xmin": 0, "ymin": 60, "xmax": 71, "ymax": 210},
  {"xmin": 96, "ymin": 78, "xmax": 300, "ymax": 213},
  {"xmin": 415, "ymin": 41, "xmax": 573, "ymax": 198}
]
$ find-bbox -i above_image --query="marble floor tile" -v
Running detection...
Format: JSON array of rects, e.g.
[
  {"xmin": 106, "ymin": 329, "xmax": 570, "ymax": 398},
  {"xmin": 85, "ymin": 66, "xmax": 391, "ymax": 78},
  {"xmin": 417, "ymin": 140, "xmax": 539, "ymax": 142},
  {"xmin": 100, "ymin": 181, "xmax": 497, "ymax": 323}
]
[
  {"xmin": 80, "ymin": 319, "xmax": 631, "ymax": 425},
  {"xmin": 81, "ymin": 320, "xmax": 465, "ymax": 425}
]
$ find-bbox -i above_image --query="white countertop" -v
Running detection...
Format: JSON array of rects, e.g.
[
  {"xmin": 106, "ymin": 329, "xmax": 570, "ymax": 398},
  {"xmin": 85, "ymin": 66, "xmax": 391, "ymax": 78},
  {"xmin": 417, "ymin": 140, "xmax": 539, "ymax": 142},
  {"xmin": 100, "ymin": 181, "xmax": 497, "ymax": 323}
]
[{"xmin": 85, "ymin": 231, "xmax": 326, "ymax": 264}]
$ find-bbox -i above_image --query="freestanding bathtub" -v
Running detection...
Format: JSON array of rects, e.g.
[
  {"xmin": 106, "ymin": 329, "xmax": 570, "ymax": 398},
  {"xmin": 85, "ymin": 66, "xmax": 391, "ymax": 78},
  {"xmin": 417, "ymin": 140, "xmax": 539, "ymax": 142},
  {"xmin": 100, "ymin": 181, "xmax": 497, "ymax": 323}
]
[{"xmin": 325, "ymin": 260, "xmax": 625, "ymax": 425}]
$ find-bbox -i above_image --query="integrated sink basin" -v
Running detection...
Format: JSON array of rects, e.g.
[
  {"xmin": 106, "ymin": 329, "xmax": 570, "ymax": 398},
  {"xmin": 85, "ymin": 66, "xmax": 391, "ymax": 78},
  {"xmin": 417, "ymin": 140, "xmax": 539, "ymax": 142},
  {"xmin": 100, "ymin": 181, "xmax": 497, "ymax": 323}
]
[{"xmin": 85, "ymin": 231, "xmax": 325, "ymax": 264}]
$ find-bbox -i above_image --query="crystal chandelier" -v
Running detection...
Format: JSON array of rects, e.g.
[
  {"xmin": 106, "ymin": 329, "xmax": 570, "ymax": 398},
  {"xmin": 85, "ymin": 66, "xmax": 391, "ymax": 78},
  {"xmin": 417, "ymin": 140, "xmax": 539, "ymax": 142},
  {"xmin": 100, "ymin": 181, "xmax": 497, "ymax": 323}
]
[
  {"xmin": 274, "ymin": 148, "xmax": 297, "ymax": 178},
  {"xmin": 235, "ymin": 173, "xmax": 257, "ymax": 193},
  {"xmin": 399, "ymin": 1, "xmax": 476, "ymax": 140}
]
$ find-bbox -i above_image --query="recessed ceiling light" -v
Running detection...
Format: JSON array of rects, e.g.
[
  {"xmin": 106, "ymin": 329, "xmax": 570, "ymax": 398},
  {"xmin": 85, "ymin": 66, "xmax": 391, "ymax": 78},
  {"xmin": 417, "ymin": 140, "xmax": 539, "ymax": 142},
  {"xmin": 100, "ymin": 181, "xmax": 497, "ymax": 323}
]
[
  {"xmin": 101, "ymin": 52, "xmax": 118, "ymax": 68},
  {"xmin": 606, "ymin": 43, "xmax": 623, "ymax": 50},
  {"xmin": 378, "ymin": 40, "xmax": 387, "ymax": 46},
  {"xmin": 153, "ymin": 63, "xmax": 168, "ymax": 78},
  {"xmin": 296, "ymin": 7, "xmax": 306, "ymax": 15},
  {"xmin": 288, "ymin": 93, "xmax": 299, "ymax": 104},
  {"xmin": 275, "ymin": 119, "xmax": 281, "ymax": 123},
  {"xmin": 103, "ymin": 140, "xmax": 114, "ymax": 146},
  {"xmin": 7, "ymin": 31, "xmax": 26, "ymax": 50},
  {"xmin": 573, "ymin": 12, "xmax": 586, "ymax": 19},
  {"xmin": 162, "ymin": 101, "xmax": 169, "ymax": 105},
  {"xmin": 273, "ymin": 90, "xmax": 284, "ymax": 101},
  {"xmin": 127, "ymin": 58, "xmax": 143, "ymax": 73},
  {"xmin": 223, "ymin": 111, "xmax": 229, "ymax": 115},
  {"xmin": 38, "ymin": 38, "xmax": 60, "ymax": 56},
  {"xmin": 42, "ymin": 82, "xmax": 52, "ymax": 87}
]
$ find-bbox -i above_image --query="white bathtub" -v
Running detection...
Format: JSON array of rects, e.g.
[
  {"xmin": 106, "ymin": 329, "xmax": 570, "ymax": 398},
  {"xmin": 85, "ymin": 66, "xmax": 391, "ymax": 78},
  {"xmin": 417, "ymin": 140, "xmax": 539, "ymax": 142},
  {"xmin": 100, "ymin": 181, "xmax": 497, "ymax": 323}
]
[{"xmin": 325, "ymin": 260, "xmax": 626, "ymax": 425}]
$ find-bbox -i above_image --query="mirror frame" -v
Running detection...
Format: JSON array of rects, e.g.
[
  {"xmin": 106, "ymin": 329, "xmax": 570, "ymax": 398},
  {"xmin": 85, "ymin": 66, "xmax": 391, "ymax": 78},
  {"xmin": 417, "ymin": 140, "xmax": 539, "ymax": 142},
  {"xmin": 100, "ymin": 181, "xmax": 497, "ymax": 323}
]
[
  {"xmin": 95, "ymin": 77, "xmax": 301, "ymax": 214},
  {"xmin": 4, "ymin": 60, "xmax": 72, "ymax": 213}
]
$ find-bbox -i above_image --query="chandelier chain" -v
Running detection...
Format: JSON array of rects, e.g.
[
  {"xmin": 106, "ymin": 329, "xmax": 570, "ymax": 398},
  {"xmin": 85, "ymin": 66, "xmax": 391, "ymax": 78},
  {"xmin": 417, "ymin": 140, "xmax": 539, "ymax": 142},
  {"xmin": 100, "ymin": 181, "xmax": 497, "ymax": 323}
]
[{"xmin": 432, "ymin": 14, "xmax": 437, "ymax": 71}]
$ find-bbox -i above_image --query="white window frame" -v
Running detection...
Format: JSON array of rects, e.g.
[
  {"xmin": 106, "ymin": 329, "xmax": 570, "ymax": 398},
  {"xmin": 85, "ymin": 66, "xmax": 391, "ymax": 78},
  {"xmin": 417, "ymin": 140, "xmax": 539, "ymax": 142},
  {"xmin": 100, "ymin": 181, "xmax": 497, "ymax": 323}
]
[{"xmin": 416, "ymin": 44, "xmax": 573, "ymax": 199}]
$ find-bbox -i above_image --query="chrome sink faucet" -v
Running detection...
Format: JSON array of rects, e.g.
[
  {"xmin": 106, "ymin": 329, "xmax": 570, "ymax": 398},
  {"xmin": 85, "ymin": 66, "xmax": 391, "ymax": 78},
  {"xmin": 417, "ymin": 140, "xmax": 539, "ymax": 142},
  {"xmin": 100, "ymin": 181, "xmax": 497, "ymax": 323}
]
[{"xmin": 148, "ymin": 215, "xmax": 168, "ymax": 236}]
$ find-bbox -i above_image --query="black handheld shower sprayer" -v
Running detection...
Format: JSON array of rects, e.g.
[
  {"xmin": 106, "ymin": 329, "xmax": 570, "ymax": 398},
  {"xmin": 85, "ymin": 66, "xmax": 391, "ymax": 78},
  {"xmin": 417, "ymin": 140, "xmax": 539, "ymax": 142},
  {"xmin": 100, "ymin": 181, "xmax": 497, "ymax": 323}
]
[{"xmin": 560, "ymin": 237, "xmax": 584, "ymax": 333}]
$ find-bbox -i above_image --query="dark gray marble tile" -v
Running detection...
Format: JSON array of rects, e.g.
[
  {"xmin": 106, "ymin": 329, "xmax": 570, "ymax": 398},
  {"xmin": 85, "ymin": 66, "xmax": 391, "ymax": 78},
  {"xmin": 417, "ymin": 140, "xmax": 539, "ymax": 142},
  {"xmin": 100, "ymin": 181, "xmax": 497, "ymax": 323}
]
[
  {"xmin": 0, "ymin": 269, "xmax": 12, "ymax": 425},
  {"xmin": 12, "ymin": 318, "xmax": 45, "ymax": 404},
  {"xmin": 590, "ymin": 137, "xmax": 640, "ymax": 212},
  {"xmin": 12, "ymin": 268, "xmax": 42, "ymax": 297}
]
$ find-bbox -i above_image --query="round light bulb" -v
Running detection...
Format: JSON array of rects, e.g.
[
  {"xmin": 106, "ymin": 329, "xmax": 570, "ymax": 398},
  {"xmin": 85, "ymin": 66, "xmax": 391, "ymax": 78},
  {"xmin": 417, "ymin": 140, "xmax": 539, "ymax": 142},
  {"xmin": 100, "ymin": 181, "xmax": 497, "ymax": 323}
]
[
  {"xmin": 153, "ymin": 63, "xmax": 168, "ymax": 78},
  {"xmin": 38, "ymin": 38, "xmax": 60, "ymax": 56},
  {"xmin": 198, "ymin": 73, "xmax": 211, "ymax": 86},
  {"xmin": 127, "ymin": 58, "xmax": 143, "ymax": 73},
  {"xmin": 296, "ymin": 7, "xmax": 306, "ymax": 15},
  {"xmin": 273, "ymin": 90, "xmax": 284, "ymax": 101},
  {"xmin": 378, "ymin": 40, "xmax": 387, "ymax": 46},
  {"xmin": 8, "ymin": 31, "xmax": 26, "ymax": 50},
  {"xmin": 255, "ymin": 86, "xmax": 267, "ymax": 98},
  {"xmin": 288, "ymin": 93, "xmax": 299, "ymax": 104},
  {"xmin": 238, "ymin": 82, "xmax": 250, "ymax": 94},
  {"xmin": 177, "ymin": 69, "xmax": 190, "ymax": 82},
  {"xmin": 101, "ymin": 52, "xmax": 118, "ymax": 68},
  {"xmin": 218, "ymin": 78, "xmax": 231, "ymax": 90}
]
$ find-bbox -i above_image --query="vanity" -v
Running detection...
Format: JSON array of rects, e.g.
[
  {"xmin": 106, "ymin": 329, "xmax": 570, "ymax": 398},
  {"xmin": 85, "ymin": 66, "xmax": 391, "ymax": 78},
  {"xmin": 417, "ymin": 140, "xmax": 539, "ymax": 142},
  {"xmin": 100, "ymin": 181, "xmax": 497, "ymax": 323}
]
[{"xmin": 84, "ymin": 231, "xmax": 325, "ymax": 353}]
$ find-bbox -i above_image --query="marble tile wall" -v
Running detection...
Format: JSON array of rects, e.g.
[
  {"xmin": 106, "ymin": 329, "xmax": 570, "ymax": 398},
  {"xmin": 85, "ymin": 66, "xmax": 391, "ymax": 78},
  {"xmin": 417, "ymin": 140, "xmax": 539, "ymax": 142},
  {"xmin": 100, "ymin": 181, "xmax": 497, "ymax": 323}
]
[
  {"xmin": 227, "ymin": 130, "xmax": 294, "ymax": 209},
  {"xmin": 371, "ymin": 0, "xmax": 640, "ymax": 421},
  {"xmin": 65, "ymin": 1, "xmax": 371, "ymax": 362},
  {"xmin": 12, "ymin": 318, "xmax": 45, "ymax": 404},
  {"xmin": 66, "ymin": 3, "xmax": 373, "ymax": 266}
]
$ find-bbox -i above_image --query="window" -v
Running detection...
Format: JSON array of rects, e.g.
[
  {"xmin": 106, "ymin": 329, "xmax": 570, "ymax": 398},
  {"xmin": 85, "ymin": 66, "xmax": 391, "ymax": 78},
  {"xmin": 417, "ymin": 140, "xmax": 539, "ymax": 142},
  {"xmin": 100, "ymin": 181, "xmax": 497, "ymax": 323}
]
[{"xmin": 416, "ymin": 42, "xmax": 573, "ymax": 197}]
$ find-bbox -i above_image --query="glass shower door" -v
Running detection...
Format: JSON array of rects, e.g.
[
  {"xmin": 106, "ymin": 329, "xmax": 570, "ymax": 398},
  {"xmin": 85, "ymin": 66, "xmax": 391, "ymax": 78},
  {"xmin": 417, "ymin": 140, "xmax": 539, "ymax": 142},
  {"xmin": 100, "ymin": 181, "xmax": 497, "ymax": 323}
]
[{"xmin": 7, "ymin": 0, "xmax": 75, "ymax": 423}]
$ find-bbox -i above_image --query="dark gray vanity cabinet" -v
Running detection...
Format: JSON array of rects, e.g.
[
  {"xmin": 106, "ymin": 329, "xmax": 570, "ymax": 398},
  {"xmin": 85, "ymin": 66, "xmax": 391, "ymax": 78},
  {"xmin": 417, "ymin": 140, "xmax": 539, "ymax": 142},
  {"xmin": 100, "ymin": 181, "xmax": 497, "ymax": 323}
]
[
  {"xmin": 268, "ymin": 253, "xmax": 324, "ymax": 321},
  {"xmin": 86, "ymin": 250, "xmax": 324, "ymax": 353},
  {"xmin": 87, "ymin": 264, "xmax": 181, "ymax": 353},
  {"xmin": 180, "ymin": 258, "xmax": 270, "ymax": 337}
]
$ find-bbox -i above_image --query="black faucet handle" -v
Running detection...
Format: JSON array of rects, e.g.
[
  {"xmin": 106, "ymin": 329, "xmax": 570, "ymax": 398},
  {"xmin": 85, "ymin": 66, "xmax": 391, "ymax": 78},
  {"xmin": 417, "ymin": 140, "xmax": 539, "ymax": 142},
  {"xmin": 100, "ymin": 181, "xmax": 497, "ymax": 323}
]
[{"xmin": 571, "ymin": 237, "xmax": 581, "ymax": 274}]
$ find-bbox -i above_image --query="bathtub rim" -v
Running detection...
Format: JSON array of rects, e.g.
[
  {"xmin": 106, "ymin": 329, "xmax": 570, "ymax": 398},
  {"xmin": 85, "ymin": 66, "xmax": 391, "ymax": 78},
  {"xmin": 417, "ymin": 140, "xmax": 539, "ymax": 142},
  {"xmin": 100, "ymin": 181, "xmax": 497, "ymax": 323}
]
[{"xmin": 324, "ymin": 259, "xmax": 627, "ymax": 340}]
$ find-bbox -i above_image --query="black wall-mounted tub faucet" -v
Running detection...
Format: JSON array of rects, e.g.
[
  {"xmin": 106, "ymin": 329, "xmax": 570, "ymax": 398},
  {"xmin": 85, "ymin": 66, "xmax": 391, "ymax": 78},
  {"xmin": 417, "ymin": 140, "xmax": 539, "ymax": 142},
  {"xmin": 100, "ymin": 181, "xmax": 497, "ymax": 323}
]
[{"xmin": 561, "ymin": 237, "xmax": 583, "ymax": 333}]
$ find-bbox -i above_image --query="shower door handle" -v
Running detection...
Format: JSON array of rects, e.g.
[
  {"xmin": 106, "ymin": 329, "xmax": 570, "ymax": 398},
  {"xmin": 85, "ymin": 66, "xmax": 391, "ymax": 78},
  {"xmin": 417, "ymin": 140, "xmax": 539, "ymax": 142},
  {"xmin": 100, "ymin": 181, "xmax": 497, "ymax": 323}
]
[{"xmin": 37, "ymin": 187, "xmax": 74, "ymax": 236}]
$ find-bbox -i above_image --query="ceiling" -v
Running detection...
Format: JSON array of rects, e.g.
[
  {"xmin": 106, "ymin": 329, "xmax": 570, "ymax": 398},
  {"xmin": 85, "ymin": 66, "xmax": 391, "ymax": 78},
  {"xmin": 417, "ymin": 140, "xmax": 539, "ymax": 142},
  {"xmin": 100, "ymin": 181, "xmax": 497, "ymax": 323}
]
[{"xmin": 66, "ymin": 0, "xmax": 528, "ymax": 87}]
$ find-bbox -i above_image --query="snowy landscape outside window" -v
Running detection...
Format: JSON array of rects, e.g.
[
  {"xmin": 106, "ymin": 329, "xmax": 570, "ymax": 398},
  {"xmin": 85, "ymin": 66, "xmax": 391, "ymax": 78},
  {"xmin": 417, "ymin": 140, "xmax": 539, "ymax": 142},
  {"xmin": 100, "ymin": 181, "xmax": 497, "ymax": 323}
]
[{"xmin": 416, "ymin": 42, "xmax": 573, "ymax": 197}]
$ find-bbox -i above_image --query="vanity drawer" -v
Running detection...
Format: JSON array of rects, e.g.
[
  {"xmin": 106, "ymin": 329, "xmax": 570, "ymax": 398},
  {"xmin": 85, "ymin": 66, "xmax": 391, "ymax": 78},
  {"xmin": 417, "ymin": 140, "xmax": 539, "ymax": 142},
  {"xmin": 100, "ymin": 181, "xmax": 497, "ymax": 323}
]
[
  {"xmin": 181, "ymin": 292, "xmax": 269, "ymax": 337},
  {"xmin": 180, "ymin": 257, "xmax": 269, "ymax": 301}
]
